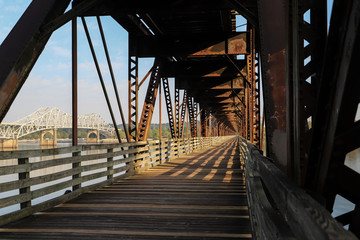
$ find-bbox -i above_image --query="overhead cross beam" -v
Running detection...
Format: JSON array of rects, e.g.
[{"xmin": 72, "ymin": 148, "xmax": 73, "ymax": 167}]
[{"xmin": 129, "ymin": 32, "xmax": 248, "ymax": 57}]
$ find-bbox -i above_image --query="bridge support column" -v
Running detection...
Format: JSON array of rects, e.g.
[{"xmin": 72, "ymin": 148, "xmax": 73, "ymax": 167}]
[
  {"xmin": 0, "ymin": 138, "xmax": 18, "ymax": 150},
  {"xmin": 86, "ymin": 130, "xmax": 100, "ymax": 144},
  {"xmin": 40, "ymin": 129, "xmax": 57, "ymax": 148}
]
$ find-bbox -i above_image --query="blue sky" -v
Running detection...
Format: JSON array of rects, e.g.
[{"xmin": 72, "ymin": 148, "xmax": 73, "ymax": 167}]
[
  {"xmin": 0, "ymin": 1, "xmax": 334, "ymax": 124},
  {"xmin": 0, "ymin": 0, "xmax": 158, "ymax": 124}
]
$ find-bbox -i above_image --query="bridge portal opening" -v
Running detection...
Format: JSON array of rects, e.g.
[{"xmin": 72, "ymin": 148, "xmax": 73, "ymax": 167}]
[
  {"xmin": 86, "ymin": 130, "xmax": 100, "ymax": 144},
  {"xmin": 42, "ymin": 132, "xmax": 54, "ymax": 140},
  {"xmin": 88, "ymin": 132, "xmax": 98, "ymax": 139}
]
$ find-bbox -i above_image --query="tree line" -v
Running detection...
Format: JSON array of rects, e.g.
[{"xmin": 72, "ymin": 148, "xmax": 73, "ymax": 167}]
[{"xmin": 19, "ymin": 124, "xmax": 172, "ymax": 140}]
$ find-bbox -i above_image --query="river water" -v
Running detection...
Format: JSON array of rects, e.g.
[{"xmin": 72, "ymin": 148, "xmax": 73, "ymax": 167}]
[{"xmin": 0, "ymin": 142, "xmax": 112, "ymax": 216}]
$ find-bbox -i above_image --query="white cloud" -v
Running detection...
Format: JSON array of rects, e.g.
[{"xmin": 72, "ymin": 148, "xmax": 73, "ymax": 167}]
[
  {"xmin": 52, "ymin": 46, "xmax": 71, "ymax": 57},
  {"xmin": 45, "ymin": 62, "xmax": 70, "ymax": 71}
]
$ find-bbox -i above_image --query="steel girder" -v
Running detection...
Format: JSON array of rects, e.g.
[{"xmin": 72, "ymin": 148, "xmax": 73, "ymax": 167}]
[
  {"xmin": 179, "ymin": 91, "xmax": 187, "ymax": 138},
  {"xmin": 0, "ymin": 0, "xmax": 71, "ymax": 123},
  {"xmin": 305, "ymin": 0, "xmax": 360, "ymax": 234},
  {"xmin": 137, "ymin": 59, "xmax": 162, "ymax": 141},
  {"xmin": 162, "ymin": 77, "xmax": 177, "ymax": 139},
  {"xmin": 128, "ymin": 47, "xmax": 139, "ymax": 141},
  {"xmin": 186, "ymin": 95, "xmax": 197, "ymax": 138},
  {"xmin": 257, "ymin": 0, "xmax": 288, "ymax": 173}
]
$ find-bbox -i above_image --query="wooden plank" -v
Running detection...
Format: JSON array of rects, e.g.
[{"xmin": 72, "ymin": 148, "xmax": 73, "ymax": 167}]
[
  {"xmin": 0, "ymin": 168, "xmax": 81, "ymax": 192},
  {"xmin": 0, "ymin": 136, "xmax": 237, "ymax": 235}
]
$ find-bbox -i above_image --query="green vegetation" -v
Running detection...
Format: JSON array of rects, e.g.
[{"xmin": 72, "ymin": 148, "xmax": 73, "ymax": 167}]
[{"xmin": 19, "ymin": 124, "xmax": 173, "ymax": 140}]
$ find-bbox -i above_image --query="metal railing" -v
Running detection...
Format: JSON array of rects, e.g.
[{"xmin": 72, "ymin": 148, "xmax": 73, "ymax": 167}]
[{"xmin": 0, "ymin": 136, "xmax": 232, "ymax": 226}]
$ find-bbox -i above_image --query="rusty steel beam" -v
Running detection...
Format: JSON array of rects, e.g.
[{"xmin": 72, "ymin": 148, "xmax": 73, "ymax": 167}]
[
  {"xmin": 129, "ymin": 32, "xmax": 248, "ymax": 57},
  {"xmin": 128, "ymin": 39, "xmax": 139, "ymax": 141},
  {"xmin": 72, "ymin": 14, "xmax": 78, "ymax": 147},
  {"xmin": 246, "ymin": 25, "xmax": 254, "ymax": 143},
  {"xmin": 41, "ymin": 0, "xmax": 104, "ymax": 36},
  {"xmin": 137, "ymin": 59, "xmax": 162, "ymax": 141},
  {"xmin": 161, "ymin": 60, "xmax": 247, "ymax": 78},
  {"xmin": 162, "ymin": 77, "xmax": 177, "ymax": 139},
  {"xmin": 179, "ymin": 91, "xmax": 187, "ymax": 138},
  {"xmin": 257, "ymin": 0, "xmax": 288, "ymax": 173},
  {"xmin": 186, "ymin": 95, "xmax": 197, "ymax": 137},
  {"xmin": 200, "ymin": 108, "xmax": 207, "ymax": 137},
  {"xmin": 0, "ymin": 0, "xmax": 71, "ymax": 122},
  {"xmin": 254, "ymin": 52, "xmax": 261, "ymax": 148},
  {"xmin": 176, "ymin": 77, "xmax": 244, "ymax": 90},
  {"xmin": 306, "ymin": 0, "xmax": 360, "ymax": 229},
  {"xmin": 287, "ymin": 0, "xmax": 327, "ymax": 185},
  {"xmin": 175, "ymin": 88, "xmax": 180, "ymax": 138},
  {"xmin": 193, "ymin": 100, "xmax": 198, "ymax": 137}
]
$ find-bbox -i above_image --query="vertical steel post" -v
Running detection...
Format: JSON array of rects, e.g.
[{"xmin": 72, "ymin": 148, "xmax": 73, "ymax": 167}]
[
  {"xmin": 159, "ymin": 80, "xmax": 162, "ymax": 162},
  {"xmin": 128, "ymin": 36, "xmax": 138, "ymax": 141},
  {"xmin": 72, "ymin": 14, "xmax": 78, "ymax": 147},
  {"xmin": 159, "ymin": 80, "xmax": 162, "ymax": 141},
  {"xmin": 175, "ymin": 88, "xmax": 180, "ymax": 138}
]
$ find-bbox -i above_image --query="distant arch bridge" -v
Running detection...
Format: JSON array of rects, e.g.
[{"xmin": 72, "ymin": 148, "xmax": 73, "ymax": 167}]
[{"xmin": 0, "ymin": 107, "xmax": 115, "ymax": 139}]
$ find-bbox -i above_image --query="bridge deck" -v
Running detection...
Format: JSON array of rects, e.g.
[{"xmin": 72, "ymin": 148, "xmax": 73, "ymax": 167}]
[{"xmin": 0, "ymin": 138, "xmax": 252, "ymax": 239}]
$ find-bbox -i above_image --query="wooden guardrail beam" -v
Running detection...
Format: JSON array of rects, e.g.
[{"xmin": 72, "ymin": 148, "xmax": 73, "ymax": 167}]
[
  {"xmin": 241, "ymin": 138, "xmax": 357, "ymax": 239},
  {"xmin": 0, "ymin": 136, "xmax": 232, "ymax": 226}
]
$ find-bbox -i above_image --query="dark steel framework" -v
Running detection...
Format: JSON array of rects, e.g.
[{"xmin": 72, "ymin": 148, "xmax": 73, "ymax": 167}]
[{"xmin": 0, "ymin": 0, "xmax": 359, "ymax": 236}]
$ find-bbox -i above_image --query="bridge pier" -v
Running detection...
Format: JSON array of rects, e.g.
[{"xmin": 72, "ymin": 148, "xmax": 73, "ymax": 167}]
[
  {"xmin": 0, "ymin": 138, "xmax": 18, "ymax": 150},
  {"xmin": 40, "ymin": 129, "xmax": 57, "ymax": 147},
  {"xmin": 86, "ymin": 130, "xmax": 100, "ymax": 144}
]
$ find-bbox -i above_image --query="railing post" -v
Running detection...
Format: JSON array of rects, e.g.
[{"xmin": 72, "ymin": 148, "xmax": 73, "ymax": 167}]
[
  {"xmin": 107, "ymin": 148, "xmax": 113, "ymax": 180},
  {"xmin": 127, "ymin": 144, "xmax": 135, "ymax": 176},
  {"xmin": 72, "ymin": 151, "xmax": 81, "ymax": 191},
  {"xmin": 167, "ymin": 140, "xmax": 171, "ymax": 161},
  {"xmin": 18, "ymin": 157, "xmax": 30, "ymax": 209},
  {"xmin": 159, "ymin": 140, "xmax": 162, "ymax": 164},
  {"xmin": 177, "ymin": 139, "xmax": 180, "ymax": 157}
]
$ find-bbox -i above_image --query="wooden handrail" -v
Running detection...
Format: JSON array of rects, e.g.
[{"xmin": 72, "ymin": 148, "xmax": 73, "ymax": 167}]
[
  {"xmin": 0, "ymin": 136, "xmax": 232, "ymax": 226},
  {"xmin": 241, "ymin": 138, "xmax": 357, "ymax": 240}
]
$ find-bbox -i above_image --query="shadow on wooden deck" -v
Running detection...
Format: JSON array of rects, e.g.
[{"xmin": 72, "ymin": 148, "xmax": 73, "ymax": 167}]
[{"xmin": 0, "ymin": 138, "xmax": 252, "ymax": 239}]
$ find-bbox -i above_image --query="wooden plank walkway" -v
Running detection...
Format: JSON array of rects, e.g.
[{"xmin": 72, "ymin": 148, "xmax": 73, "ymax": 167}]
[{"xmin": 0, "ymin": 138, "xmax": 252, "ymax": 239}]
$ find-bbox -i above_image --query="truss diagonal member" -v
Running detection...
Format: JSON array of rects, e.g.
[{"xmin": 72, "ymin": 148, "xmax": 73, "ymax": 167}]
[
  {"xmin": 179, "ymin": 91, "xmax": 187, "ymax": 138},
  {"xmin": 137, "ymin": 59, "xmax": 162, "ymax": 141},
  {"xmin": 186, "ymin": 95, "xmax": 196, "ymax": 138},
  {"xmin": 0, "ymin": 0, "xmax": 71, "ymax": 123},
  {"xmin": 162, "ymin": 77, "xmax": 177, "ymax": 139},
  {"xmin": 81, "ymin": 17, "xmax": 121, "ymax": 143},
  {"xmin": 97, "ymin": 16, "xmax": 129, "ymax": 142},
  {"xmin": 175, "ymin": 88, "xmax": 180, "ymax": 138}
]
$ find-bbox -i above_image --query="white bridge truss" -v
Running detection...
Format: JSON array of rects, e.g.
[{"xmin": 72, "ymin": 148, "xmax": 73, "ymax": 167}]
[{"xmin": 0, "ymin": 107, "xmax": 115, "ymax": 139}]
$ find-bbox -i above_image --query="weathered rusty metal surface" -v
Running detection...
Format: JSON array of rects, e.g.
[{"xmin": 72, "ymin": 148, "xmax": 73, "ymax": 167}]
[
  {"xmin": 137, "ymin": 59, "xmax": 162, "ymax": 141},
  {"xmin": 0, "ymin": 0, "xmax": 71, "ymax": 123},
  {"xmin": 176, "ymin": 77, "xmax": 244, "ymax": 90},
  {"xmin": 257, "ymin": 0, "xmax": 288, "ymax": 173},
  {"xmin": 161, "ymin": 60, "xmax": 247, "ymax": 78},
  {"xmin": 129, "ymin": 33, "xmax": 248, "ymax": 57},
  {"xmin": 162, "ymin": 77, "xmax": 177, "ymax": 139},
  {"xmin": 306, "ymin": 0, "xmax": 360, "ymax": 233},
  {"xmin": 128, "ymin": 50, "xmax": 139, "ymax": 141}
]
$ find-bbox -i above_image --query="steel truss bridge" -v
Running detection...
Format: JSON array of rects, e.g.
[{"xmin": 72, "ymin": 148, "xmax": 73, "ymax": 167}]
[
  {"xmin": 0, "ymin": 0, "xmax": 359, "ymax": 238},
  {"xmin": 0, "ymin": 107, "xmax": 115, "ymax": 139}
]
